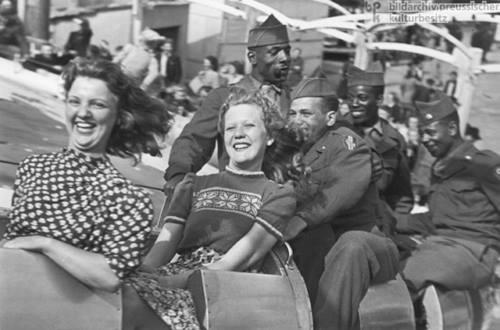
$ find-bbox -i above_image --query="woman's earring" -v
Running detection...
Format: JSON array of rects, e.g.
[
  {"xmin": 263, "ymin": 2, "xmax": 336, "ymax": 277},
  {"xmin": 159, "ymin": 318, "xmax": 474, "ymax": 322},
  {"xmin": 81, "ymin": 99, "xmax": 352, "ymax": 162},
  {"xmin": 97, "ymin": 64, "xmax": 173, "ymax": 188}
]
[{"xmin": 267, "ymin": 139, "xmax": 274, "ymax": 146}]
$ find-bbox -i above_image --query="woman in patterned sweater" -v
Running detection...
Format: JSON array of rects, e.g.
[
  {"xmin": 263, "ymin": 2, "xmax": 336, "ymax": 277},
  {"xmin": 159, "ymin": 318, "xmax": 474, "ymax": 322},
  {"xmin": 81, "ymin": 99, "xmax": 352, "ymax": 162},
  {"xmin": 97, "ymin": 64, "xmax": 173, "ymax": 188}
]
[
  {"xmin": 0, "ymin": 59, "xmax": 171, "ymax": 291},
  {"xmin": 122, "ymin": 90, "xmax": 304, "ymax": 330}
]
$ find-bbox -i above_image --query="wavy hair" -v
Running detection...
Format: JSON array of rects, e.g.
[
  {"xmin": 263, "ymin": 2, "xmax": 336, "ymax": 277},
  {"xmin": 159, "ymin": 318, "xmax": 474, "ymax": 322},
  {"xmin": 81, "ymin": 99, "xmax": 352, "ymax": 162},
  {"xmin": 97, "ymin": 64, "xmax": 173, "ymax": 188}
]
[
  {"xmin": 62, "ymin": 58, "xmax": 172, "ymax": 163},
  {"xmin": 218, "ymin": 89, "xmax": 309, "ymax": 185}
]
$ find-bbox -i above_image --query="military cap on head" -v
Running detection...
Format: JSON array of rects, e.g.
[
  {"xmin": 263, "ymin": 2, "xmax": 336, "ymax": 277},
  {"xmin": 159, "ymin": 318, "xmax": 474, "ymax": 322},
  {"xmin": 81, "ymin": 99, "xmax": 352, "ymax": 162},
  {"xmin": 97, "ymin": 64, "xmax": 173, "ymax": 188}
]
[
  {"xmin": 415, "ymin": 94, "xmax": 457, "ymax": 126},
  {"xmin": 248, "ymin": 14, "xmax": 289, "ymax": 48},
  {"xmin": 347, "ymin": 64, "xmax": 385, "ymax": 87},
  {"xmin": 292, "ymin": 76, "xmax": 336, "ymax": 100}
]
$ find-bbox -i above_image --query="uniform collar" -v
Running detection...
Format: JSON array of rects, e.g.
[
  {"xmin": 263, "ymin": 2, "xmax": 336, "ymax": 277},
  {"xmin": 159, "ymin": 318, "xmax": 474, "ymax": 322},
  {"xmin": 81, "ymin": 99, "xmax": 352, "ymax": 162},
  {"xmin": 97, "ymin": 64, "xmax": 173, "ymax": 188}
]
[
  {"xmin": 247, "ymin": 74, "xmax": 283, "ymax": 94},
  {"xmin": 433, "ymin": 141, "xmax": 475, "ymax": 179},
  {"xmin": 363, "ymin": 120, "xmax": 383, "ymax": 137}
]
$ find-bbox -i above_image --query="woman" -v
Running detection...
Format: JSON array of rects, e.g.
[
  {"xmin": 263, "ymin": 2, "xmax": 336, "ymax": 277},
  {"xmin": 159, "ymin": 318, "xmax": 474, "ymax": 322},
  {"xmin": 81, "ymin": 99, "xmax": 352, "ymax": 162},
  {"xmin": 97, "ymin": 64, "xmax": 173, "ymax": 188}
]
[
  {"xmin": 123, "ymin": 90, "xmax": 301, "ymax": 330},
  {"xmin": 0, "ymin": 59, "xmax": 171, "ymax": 291},
  {"xmin": 190, "ymin": 55, "xmax": 221, "ymax": 94}
]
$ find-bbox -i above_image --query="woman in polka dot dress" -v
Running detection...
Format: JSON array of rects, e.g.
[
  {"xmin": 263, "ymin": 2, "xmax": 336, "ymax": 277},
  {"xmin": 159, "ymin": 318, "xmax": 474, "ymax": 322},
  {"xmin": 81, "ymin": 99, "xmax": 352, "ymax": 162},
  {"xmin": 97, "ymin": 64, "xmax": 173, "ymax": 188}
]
[
  {"xmin": 0, "ymin": 59, "xmax": 171, "ymax": 291},
  {"xmin": 122, "ymin": 91, "xmax": 305, "ymax": 330}
]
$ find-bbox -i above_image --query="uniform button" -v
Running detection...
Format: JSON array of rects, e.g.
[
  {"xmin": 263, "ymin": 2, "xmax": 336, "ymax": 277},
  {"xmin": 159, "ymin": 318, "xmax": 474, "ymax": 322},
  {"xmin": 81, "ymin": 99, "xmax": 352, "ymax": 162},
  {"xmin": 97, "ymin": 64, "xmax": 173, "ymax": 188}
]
[{"xmin": 321, "ymin": 146, "xmax": 326, "ymax": 150}]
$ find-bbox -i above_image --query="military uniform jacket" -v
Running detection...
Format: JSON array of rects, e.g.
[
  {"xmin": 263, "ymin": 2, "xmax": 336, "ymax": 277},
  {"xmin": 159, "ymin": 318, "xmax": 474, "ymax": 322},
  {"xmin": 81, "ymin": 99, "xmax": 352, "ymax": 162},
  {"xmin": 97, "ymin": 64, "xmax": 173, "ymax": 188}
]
[
  {"xmin": 363, "ymin": 119, "xmax": 414, "ymax": 214},
  {"xmin": 430, "ymin": 142, "xmax": 500, "ymax": 250},
  {"xmin": 293, "ymin": 126, "xmax": 379, "ymax": 231},
  {"xmin": 165, "ymin": 75, "xmax": 290, "ymax": 182}
]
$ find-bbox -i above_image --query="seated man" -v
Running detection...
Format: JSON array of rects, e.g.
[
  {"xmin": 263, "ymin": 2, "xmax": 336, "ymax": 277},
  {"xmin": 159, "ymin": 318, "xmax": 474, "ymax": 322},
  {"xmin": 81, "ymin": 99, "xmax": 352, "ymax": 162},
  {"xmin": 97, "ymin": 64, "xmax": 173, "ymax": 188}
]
[
  {"xmin": 285, "ymin": 77, "xmax": 399, "ymax": 330},
  {"xmin": 399, "ymin": 95, "xmax": 500, "ymax": 297}
]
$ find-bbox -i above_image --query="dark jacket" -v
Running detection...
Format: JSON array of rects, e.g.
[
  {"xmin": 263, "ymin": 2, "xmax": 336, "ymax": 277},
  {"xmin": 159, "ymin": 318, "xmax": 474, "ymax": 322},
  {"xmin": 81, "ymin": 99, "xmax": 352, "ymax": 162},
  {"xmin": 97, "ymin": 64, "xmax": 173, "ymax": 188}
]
[
  {"xmin": 165, "ymin": 75, "xmax": 290, "ymax": 182},
  {"xmin": 292, "ymin": 126, "xmax": 379, "ymax": 232},
  {"xmin": 429, "ymin": 142, "xmax": 500, "ymax": 250},
  {"xmin": 358, "ymin": 119, "xmax": 414, "ymax": 214},
  {"xmin": 160, "ymin": 53, "xmax": 182, "ymax": 85},
  {"xmin": 65, "ymin": 30, "xmax": 92, "ymax": 57}
]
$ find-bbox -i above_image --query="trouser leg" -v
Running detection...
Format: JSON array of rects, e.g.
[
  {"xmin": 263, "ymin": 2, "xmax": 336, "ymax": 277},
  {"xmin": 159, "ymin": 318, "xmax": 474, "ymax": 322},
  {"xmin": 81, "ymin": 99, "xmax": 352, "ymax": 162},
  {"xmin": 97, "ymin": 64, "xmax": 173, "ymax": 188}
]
[
  {"xmin": 402, "ymin": 236, "xmax": 499, "ymax": 292},
  {"xmin": 313, "ymin": 231, "xmax": 399, "ymax": 330},
  {"xmin": 290, "ymin": 224, "xmax": 337, "ymax": 303}
]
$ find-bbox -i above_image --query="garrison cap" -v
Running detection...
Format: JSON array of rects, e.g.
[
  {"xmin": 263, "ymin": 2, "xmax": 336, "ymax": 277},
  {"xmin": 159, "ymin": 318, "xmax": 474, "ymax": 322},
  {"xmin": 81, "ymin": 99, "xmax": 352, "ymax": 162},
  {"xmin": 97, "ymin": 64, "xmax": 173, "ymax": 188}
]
[
  {"xmin": 291, "ymin": 77, "xmax": 336, "ymax": 100},
  {"xmin": 415, "ymin": 95, "xmax": 457, "ymax": 126},
  {"xmin": 248, "ymin": 14, "xmax": 289, "ymax": 48},
  {"xmin": 347, "ymin": 64, "xmax": 385, "ymax": 87}
]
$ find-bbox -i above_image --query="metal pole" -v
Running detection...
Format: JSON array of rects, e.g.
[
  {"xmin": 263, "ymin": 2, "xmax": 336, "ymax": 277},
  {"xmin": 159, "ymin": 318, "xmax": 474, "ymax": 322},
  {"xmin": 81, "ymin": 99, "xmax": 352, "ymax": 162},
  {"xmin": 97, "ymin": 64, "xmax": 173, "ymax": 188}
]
[
  {"xmin": 131, "ymin": 0, "xmax": 143, "ymax": 44},
  {"xmin": 455, "ymin": 47, "xmax": 483, "ymax": 135}
]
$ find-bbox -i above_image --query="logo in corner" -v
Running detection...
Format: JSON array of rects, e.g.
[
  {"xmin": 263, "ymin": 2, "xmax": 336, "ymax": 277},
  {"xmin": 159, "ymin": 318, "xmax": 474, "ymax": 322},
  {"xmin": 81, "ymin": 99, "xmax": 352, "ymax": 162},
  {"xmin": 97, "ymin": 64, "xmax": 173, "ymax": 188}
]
[{"xmin": 344, "ymin": 135, "xmax": 357, "ymax": 151}]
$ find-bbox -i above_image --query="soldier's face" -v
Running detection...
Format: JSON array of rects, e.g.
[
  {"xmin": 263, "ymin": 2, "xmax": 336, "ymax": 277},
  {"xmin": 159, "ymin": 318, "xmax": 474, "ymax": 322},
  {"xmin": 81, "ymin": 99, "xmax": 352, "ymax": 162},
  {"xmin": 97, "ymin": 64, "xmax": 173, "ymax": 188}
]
[
  {"xmin": 249, "ymin": 43, "xmax": 291, "ymax": 85},
  {"xmin": 347, "ymin": 85, "xmax": 381, "ymax": 126},
  {"xmin": 420, "ymin": 121, "xmax": 455, "ymax": 158},
  {"xmin": 288, "ymin": 97, "xmax": 329, "ymax": 144}
]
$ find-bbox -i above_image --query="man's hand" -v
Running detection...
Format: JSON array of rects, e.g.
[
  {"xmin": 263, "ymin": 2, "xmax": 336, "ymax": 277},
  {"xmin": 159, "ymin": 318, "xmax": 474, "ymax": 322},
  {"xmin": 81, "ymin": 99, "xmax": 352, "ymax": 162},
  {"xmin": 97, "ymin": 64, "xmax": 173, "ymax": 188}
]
[
  {"xmin": 284, "ymin": 217, "xmax": 308, "ymax": 241},
  {"xmin": 163, "ymin": 174, "xmax": 185, "ymax": 198}
]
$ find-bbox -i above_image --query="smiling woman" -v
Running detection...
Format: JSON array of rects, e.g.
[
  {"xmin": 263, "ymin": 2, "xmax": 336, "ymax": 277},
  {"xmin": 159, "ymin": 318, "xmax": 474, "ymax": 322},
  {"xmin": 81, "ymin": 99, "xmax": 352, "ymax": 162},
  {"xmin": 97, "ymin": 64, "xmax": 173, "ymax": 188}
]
[
  {"xmin": 122, "ymin": 90, "xmax": 306, "ymax": 330},
  {"xmin": 0, "ymin": 59, "xmax": 172, "ymax": 292}
]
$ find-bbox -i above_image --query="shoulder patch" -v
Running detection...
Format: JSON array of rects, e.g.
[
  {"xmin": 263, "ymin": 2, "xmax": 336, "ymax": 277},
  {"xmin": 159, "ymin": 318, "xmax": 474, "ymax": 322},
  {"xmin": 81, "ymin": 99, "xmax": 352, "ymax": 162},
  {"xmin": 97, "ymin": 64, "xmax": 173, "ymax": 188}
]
[{"xmin": 344, "ymin": 135, "xmax": 357, "ymax": 151}]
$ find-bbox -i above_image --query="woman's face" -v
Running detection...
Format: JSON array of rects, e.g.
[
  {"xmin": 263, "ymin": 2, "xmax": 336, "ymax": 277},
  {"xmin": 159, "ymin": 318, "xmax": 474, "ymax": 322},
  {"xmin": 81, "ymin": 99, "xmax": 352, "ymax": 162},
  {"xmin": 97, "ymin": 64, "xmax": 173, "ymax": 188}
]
[
  {"xmin": 203, "ymin": 59, "xmax": 212, "ymax": 71},
  {"xmin": 65, "ymin": 77, "xmax": 118, "ymax": 155},
  {"xmin": 224, "ymin": 104, "xmax": 271, "ymax": 172}
]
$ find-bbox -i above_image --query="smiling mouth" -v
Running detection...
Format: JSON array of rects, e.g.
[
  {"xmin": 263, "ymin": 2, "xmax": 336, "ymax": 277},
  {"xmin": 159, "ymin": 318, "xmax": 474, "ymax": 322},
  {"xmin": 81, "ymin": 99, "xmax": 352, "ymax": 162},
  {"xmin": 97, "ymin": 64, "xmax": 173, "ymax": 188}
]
[
  {"xmin": 233, "ymin": 142, "xmax": 250, "ymax": 151},
  {"xmin": 350, "ymin": 109, "xmax": 365, "ymax": 117},
  {"xmin": 75, "ymin": 121, "xmax": 96, "ymax": 132}
]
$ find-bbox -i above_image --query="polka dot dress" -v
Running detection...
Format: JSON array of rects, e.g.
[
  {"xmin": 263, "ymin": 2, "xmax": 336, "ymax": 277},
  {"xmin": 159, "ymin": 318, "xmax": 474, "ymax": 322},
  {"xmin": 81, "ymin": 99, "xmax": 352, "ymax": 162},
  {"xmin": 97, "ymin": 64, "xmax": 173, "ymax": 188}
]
[{"xmin": 5, "ymin": 148, "xmax": 154, "ymax": 279}]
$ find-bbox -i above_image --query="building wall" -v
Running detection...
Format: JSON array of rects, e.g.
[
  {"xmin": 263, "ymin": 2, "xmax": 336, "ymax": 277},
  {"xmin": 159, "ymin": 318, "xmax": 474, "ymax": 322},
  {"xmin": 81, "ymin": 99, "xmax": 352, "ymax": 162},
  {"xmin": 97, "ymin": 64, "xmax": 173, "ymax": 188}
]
[{"xmin": 184, "ymin": 1, "xmax": 224, "ymax": 78}]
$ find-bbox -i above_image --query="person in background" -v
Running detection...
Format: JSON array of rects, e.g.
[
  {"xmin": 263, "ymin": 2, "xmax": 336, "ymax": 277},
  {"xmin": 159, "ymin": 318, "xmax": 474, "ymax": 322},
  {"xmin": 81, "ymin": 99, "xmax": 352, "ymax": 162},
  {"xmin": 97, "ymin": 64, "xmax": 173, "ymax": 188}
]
[
  {"xmin": 158, "ymin": 38, "xmax": 182, "ymax": 88},
  {"xmin": 445, "ymin": 17, "xmax": 463, "ymax": 53},
  {"xmin": 33, "ymin": 43, "xmax": 60, "ymax": 66},
  {"xmin": 287, "ymin": 47, "xmax": 304, "ymax": 88},
  {"xmin": 384, "ymin": 91, "xmax": 404, "ymax": 124},
  {"xmin": 0, "ymin": 0, "xmax": 28, "ymax": 59},
  {"xmin": 219, "ymin": 61, "xmax": 244, "ymax": 86},
  {"xmin": 443, "ymin": 71, "xmax": 458, "ymax": 99},
  {"xmin": 464, "ymin": 123, "xmax": 486, "ymax": 150},
  {"xmin": 113, "ymin": 28, "xmax": 164, "ymax": 92},
  {"xmin": 122, "ymin": 90, "xmax": 300, "ymax": 330},
  {"xmin": 191, "ymin": 55, "xmax": 221, "ymax": 93},
  {"xmin": 0, "ymin": 59, "xmax": 171, "ymax": 292},
  {"xmin": 64, "ymin": 17, "xmax": 93, "ymax": 58},
  {"xmin": 164, "ymin": 14, "xmax": 291, "ymax": 195}
]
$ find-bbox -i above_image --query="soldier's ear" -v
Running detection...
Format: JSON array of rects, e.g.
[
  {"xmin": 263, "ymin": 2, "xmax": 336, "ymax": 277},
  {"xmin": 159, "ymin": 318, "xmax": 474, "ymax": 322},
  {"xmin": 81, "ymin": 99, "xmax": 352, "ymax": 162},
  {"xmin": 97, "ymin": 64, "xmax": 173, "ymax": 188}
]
[
  {"xmin": 247, "ymin": 49, "xmax": 257, "ymax": 65},
  {"xmin": 448, "ymin": 120, "xmax": 458, "ymax": 137},
  {"xmin": 326, "ymin": 110, "xmax": 337, "ymax": 127}
]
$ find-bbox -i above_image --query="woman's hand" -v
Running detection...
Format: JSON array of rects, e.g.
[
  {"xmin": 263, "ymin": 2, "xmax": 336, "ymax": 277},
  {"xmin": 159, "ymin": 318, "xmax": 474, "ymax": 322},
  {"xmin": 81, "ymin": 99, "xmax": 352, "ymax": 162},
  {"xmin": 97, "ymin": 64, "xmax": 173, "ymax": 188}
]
[{"xmin": 3, "ymin": 236, "xmax": 51, "ymax": 252}]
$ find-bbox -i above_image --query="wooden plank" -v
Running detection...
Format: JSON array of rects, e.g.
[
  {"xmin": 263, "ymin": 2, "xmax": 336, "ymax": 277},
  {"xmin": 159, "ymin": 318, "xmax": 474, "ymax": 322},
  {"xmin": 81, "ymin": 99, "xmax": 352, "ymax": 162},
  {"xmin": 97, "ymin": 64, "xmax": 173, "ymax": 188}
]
[
  {"xmin": 0, "ymin": 249, "xmax": 121, "ymax": 330},
  {"xmin": 188, "ymin": 270, "xmax": 301, "ymax": 330},
  {"xmin": 359, "ymin": 274, "xmax": 415, "ymax": 330}
]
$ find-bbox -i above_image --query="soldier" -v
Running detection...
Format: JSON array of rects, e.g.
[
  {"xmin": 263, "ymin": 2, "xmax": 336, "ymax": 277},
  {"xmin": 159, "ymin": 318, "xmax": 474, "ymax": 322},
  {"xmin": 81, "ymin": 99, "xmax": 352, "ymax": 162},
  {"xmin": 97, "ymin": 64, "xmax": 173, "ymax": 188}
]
[
  {"xmin": 284, "ymin": 77, "xmax": 399, "ymax": 330},
  {"xmin": 164, "ymin": 14, "xmax": 291, "ymax": 192},
  {"xmin": 347, "ymin": 65, "xmax": 414, "ymax": 235},
  {"xmin": 400, "ymin": 95, "xmax": 500, "ymax": 296}
]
